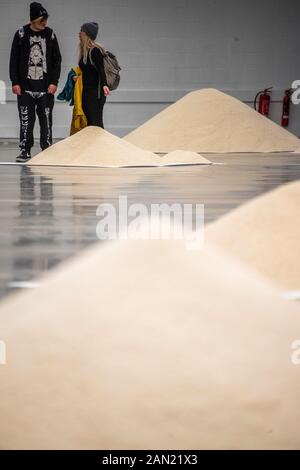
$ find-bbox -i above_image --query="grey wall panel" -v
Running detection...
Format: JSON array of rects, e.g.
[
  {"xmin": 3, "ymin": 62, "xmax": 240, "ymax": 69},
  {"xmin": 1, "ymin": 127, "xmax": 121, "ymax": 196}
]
[{"xmin": 0, "ymin": 0, "xmax": 299, "ymax": 139}]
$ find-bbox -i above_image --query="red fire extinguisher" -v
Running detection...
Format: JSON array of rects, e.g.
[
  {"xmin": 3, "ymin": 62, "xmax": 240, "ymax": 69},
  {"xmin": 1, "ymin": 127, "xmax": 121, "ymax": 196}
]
[
  {"xmin": 281, "ymin": 89, "xmax": 293, "ymax": 127},
  {"xmin": 254, "ymin": 87, "xmax": 273, "ymax": 116}
]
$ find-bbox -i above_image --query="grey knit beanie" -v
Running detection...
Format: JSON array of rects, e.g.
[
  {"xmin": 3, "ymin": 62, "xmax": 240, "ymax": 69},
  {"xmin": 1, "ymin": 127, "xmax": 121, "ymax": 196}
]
[{"xmin": 80, "ymin": 22, "xmax": 99, "ymax": 41}]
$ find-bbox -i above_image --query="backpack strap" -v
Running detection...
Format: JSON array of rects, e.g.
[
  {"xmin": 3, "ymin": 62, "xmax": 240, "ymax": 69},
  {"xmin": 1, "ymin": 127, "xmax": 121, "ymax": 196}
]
[{"xmin": 88, "ymin": 45, "xmax": 106, "ymax": 66}]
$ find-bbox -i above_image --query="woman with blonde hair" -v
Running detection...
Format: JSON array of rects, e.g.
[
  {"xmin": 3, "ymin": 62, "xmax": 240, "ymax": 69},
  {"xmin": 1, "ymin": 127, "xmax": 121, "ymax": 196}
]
[{"xmin": 76, "ymin": 22, "xmax": 110, "ymax": 128}]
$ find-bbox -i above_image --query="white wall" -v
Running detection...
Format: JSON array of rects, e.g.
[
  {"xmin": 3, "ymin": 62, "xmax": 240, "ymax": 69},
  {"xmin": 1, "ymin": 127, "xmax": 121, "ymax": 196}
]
[{"xmin": 0, "ymin": 0, "xmax": 300, "ymax": 139}]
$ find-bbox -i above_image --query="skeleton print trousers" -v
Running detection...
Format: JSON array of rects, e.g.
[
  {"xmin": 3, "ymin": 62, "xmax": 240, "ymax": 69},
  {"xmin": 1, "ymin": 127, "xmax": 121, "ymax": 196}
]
[{"xmin": 17, "ymin": 92, "xmax": 54, "ymax": 152}]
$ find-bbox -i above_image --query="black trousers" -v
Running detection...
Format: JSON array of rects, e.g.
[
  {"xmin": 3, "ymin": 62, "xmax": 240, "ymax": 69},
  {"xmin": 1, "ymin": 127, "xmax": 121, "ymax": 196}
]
[
  {"xmin": 17, "ymin": 93, "xmax": 55, "ymax": 152},
  {"xmin": 82, "ymin": 87, "xmax": 106, "ymax": 128}
]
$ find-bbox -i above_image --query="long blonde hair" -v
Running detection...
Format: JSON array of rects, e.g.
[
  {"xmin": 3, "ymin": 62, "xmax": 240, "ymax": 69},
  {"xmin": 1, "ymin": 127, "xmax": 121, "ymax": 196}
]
[{"xmin": 79, "ymin": 35, "xmax": 105, "ymax": 64}]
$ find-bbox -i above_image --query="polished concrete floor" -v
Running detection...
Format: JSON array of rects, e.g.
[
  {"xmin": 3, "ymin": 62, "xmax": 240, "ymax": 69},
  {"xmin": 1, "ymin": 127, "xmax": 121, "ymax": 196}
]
[{"xmin": 0, "ymin": 139, "xmax": 300, "ymax": 299}]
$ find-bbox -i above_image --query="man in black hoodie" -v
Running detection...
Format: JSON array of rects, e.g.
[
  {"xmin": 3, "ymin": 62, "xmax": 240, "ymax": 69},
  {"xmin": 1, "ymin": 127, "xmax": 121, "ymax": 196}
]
[{"xmin": 9, "ymin": 2, "xmax": 62, "ymax": 162}]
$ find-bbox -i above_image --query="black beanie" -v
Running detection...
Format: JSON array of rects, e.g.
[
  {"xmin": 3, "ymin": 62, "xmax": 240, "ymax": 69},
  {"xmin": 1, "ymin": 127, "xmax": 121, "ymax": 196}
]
[
  {"xmin": 81, "ymin": 22, "xmax": 99, "ymax": 41},
  {"xmin": 30, "ymin": 2, "xmax": 48, "ymax": 21}
]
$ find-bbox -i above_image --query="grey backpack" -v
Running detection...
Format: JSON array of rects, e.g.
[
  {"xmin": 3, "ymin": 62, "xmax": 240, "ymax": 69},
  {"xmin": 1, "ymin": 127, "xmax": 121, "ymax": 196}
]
[{"xmin": 89, "ymin": 46, "xmax": 121, "ymax": 91}]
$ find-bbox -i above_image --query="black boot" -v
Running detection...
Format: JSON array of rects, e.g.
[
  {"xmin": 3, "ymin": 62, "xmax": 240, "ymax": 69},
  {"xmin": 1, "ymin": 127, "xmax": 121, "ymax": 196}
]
[{"xmin": 16, "ymin": 150, "xmax": 31, "ymax": 163}]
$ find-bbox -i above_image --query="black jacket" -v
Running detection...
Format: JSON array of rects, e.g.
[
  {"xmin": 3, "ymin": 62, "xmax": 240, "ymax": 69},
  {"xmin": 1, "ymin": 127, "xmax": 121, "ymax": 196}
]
[
  {"xmin": 79, "ymin": 47, "xmax": 107, "ymax": 92},
  {"xmin": 9, "ymin": 24, "xmax": 62, "ymax": 89}
]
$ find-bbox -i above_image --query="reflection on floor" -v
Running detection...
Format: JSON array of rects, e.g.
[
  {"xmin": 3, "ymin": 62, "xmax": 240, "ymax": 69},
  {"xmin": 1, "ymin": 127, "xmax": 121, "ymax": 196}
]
[{"xmin": 0, "ymin": 139, "xmax": 300, "ymax": 299}]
